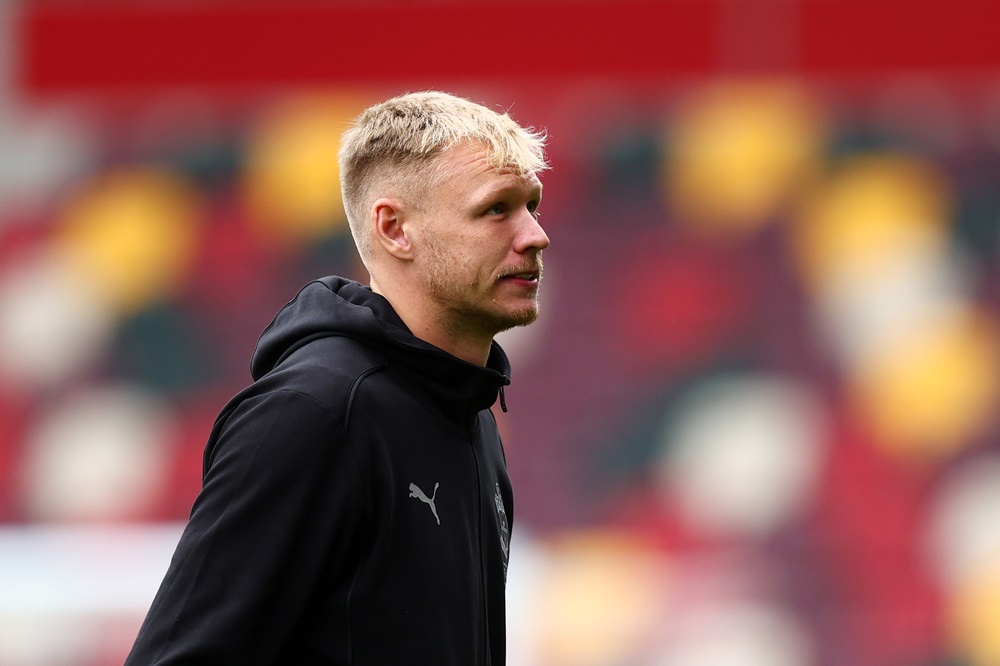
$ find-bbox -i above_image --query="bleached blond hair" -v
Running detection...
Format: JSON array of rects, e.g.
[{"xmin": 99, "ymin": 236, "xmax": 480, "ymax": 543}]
[{"xmin": 339, "ymin": 91, "xmax": 549, "ymax": 267}]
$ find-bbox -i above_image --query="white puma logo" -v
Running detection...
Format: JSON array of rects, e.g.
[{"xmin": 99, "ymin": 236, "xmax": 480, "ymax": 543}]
[{"xmin": 408, "ymin": 482, "xmax": 440, "ymax": 525}]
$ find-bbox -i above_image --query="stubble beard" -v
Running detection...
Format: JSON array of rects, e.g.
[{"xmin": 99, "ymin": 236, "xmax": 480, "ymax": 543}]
[{"xmin": 423, "ymin": 244, "xmax": 542, "ymax": 340}]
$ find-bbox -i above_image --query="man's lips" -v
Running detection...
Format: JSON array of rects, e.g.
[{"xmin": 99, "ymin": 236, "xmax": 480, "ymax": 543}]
[{"xmin": 498, "ymin": 269, "xmax": 541, "ymax": 282}]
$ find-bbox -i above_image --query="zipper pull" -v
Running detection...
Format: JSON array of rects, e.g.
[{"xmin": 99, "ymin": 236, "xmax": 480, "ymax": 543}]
[{"xmin": 499, "ymin": 384, "xmax": 508, "ymax": 412}]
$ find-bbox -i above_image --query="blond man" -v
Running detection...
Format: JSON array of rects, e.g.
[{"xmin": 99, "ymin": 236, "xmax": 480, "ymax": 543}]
[{"xmin": 126, "ymin": 91, "xmax": 550, "ymax": 665}]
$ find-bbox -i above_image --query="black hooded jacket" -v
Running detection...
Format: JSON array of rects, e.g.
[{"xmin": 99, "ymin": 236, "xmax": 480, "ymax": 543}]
[{"xmin": 125, "ymin": 277, "xmax": 515, "ymax": 665}]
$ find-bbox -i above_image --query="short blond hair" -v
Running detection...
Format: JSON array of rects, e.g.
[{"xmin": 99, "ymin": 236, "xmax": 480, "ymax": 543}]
[{"xmin": 339, "ymin": 91, "xmax": 548, "ymax": 266}]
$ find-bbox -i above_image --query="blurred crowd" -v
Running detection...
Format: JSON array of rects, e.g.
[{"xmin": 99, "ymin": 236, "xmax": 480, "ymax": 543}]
[{"xmin": 3, "ymin": 27, "xmax": 1000, "ymax": 666}]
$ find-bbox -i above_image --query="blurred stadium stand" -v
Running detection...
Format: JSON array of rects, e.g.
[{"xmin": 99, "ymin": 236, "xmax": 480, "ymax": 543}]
[{"xmin": 3, "ymin": 0, "xmax": 1000, "ymax": 664}]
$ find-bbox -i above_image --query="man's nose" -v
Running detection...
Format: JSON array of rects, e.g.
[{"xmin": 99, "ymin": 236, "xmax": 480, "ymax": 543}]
[{"xmin": 515, "ymin": 210, "xmax": 550, "ymax": 253}]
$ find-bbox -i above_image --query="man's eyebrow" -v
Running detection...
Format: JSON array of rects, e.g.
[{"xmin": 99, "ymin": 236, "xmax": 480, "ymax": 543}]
[{"xmin": 475, "ymin": 179, "xmax": 543, "ymax": 204}]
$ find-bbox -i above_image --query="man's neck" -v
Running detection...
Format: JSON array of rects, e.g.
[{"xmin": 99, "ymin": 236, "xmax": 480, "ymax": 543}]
[{"xmin": 370, "ymin": 278, "xmax": 492, "ymax": 366}]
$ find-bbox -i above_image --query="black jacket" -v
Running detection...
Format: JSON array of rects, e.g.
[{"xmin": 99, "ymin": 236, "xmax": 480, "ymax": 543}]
[{"xmin": 125, "ymin": 277, "xmax": 515, "ymax": 665}]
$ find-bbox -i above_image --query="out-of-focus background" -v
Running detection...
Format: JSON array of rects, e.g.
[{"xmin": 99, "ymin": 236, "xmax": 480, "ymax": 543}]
[{"xmin": 3, "ymin": 1, "xmax": 1000, "ymax": 664}]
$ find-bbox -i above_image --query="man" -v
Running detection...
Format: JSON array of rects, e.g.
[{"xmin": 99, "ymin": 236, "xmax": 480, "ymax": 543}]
[{"xmin": 124, "ymin": 90, "xmax": 550, "ymax": 665}]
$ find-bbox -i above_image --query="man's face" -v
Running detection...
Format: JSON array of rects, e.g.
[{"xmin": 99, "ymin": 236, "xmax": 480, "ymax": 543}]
[{"xmin": 411, "ymin": 143, "xmax": 550, "ymax": 341}]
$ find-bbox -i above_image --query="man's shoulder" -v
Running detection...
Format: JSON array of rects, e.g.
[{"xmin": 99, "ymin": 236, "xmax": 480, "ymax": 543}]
[
  {"xmin": 282, "ymin": 333, "xmax": 386, "ymax": 372},
  {"xmin": 256, "ymin": 335, "xmax": 389, "ymax": 414}
]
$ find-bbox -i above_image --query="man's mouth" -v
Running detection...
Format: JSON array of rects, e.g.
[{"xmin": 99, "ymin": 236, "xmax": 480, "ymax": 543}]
[{"xmin": 499, "ymin": 269, "xmax": 540, "ymax": 282}]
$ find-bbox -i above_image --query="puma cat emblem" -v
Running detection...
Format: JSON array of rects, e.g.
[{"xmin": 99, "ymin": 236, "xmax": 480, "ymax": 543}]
[{"xmin": 409, "ymin": 482, "xmax": 440, "ymax": 525}]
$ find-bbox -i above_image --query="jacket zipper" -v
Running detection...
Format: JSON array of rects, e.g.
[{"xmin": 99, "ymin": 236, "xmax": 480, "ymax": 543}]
[{"xmin": 468, "ymin": 425, "xmax": 491, "ymax": 665}]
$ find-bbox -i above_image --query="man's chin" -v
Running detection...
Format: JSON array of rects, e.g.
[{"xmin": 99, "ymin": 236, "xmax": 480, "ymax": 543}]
[
  {"xmin": 448, "ymin": 294, "xmax": 542, "ymax": 337},
  {"xmin": 492, "ymin": 307, "xmax": 540, "ymax": 333}
]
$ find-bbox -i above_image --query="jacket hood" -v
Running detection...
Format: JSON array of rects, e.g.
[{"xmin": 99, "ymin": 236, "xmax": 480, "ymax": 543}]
[{"xmin": 250, "ymin": 276, "xmax": 512, "ymax": 417}]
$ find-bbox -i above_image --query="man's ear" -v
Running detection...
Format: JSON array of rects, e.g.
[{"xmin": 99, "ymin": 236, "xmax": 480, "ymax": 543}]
[{"xmin": 372, "ymin": 198, "xmax": 414, "ymax": 260}]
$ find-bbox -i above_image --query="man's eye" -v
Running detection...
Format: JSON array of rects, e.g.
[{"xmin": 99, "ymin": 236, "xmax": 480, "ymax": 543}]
[
  {"xmin": 486, "ymin": 204, "xmax": 505, "ymax": 215},
  {"xmin": 527, "ymin": 201, "xmax": 541, "ymax": 218}
]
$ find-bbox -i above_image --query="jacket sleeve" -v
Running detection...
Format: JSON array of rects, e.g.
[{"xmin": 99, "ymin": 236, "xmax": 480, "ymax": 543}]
[{"xmin": 124, "ymin": 388, "xmax": 366, "ymax": 665}]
